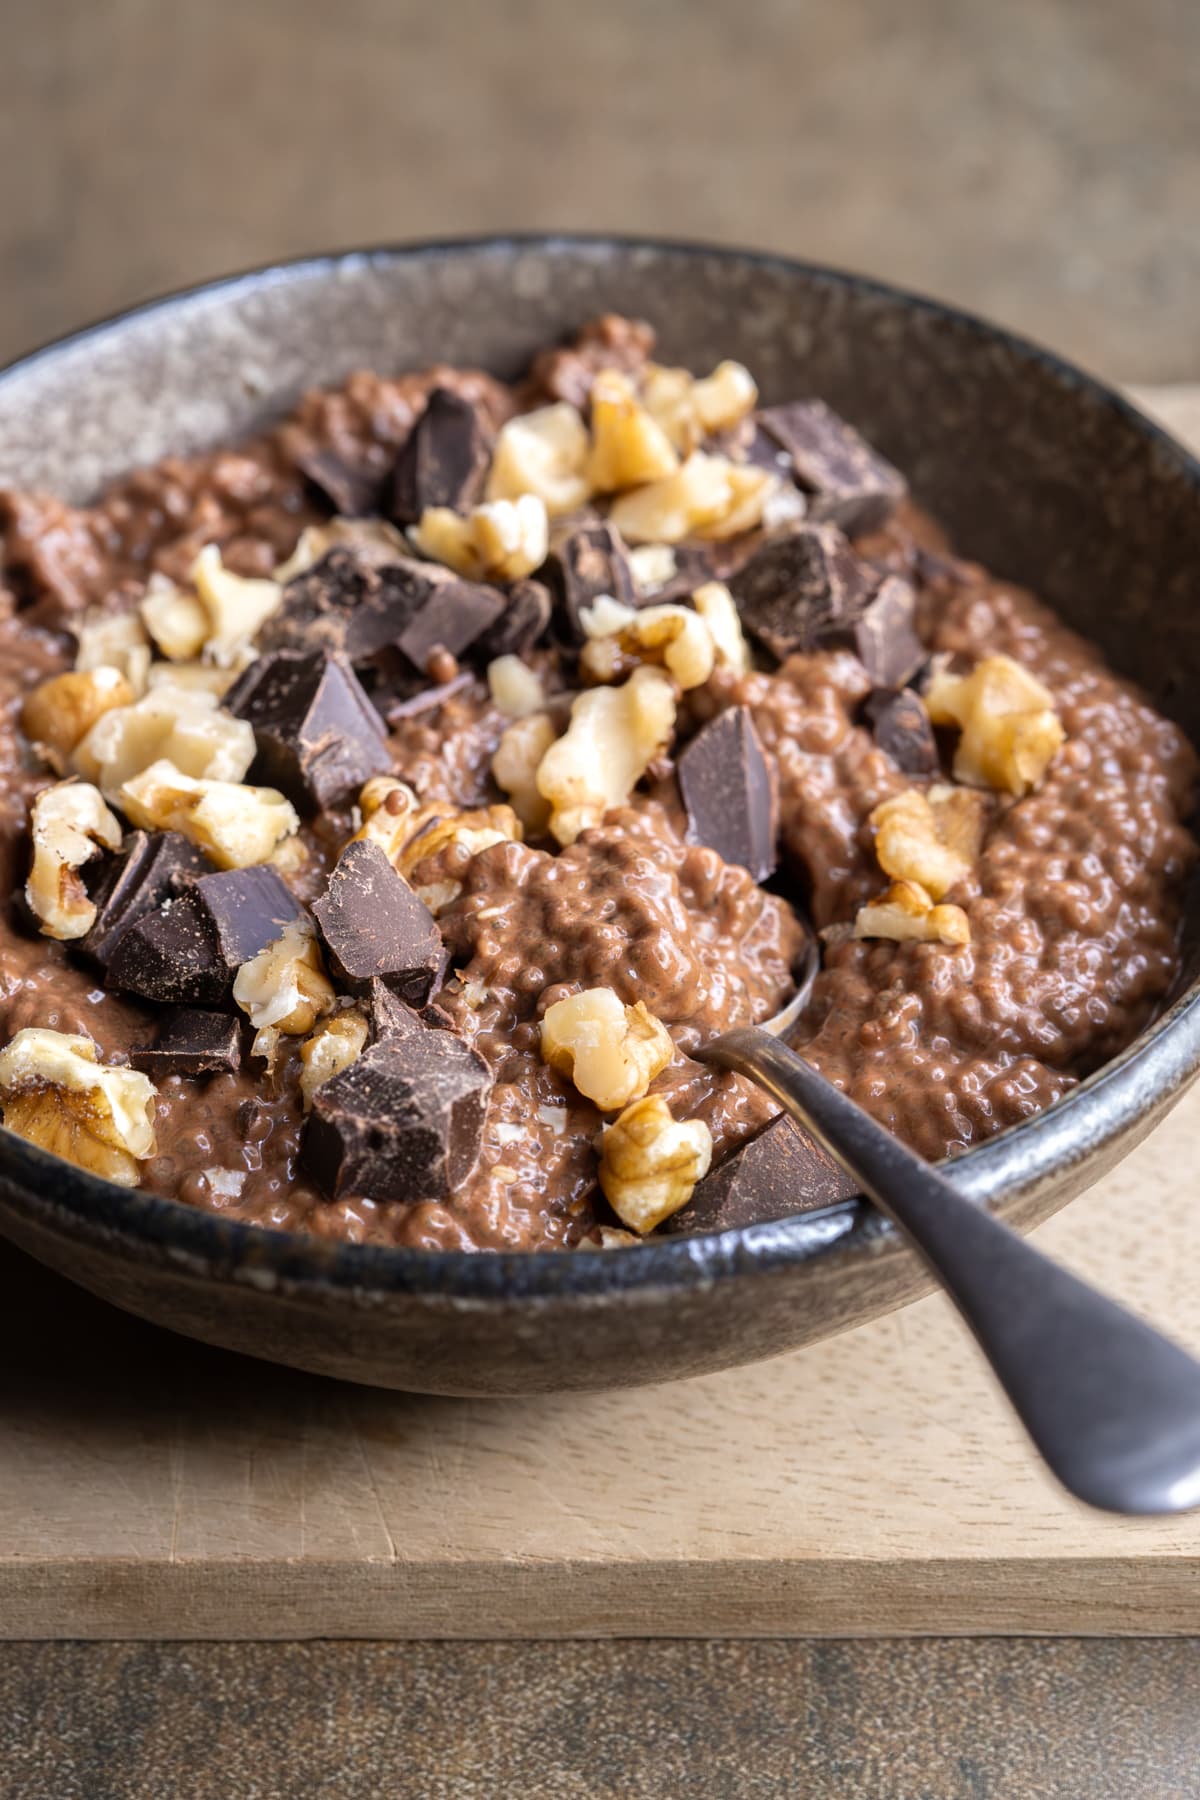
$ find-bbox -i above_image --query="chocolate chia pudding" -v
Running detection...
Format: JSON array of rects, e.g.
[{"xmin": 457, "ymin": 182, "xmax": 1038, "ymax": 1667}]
[{"xmin": 0, "ymin": 315, "xmax": 1193, "ymax": 1250}]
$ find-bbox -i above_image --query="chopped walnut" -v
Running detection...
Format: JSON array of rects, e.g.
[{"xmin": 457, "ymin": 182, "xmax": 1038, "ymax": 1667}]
[
  {"xmin": 72, "ymin": 682, "xmax": 256, "ymax": 801},
  {"xmin": 399, "ymin": 804, "xmax": 522, "ymax": 914},
  {"xmin": 487, "ymin": 654, "xmax": 546, "ymax": 718},
  {"xmin": 608, "ymin": 450, "xmax": 777, "ymax": 544},
  {"xmin": 298, "ymin": 1008, "xmax": 370, "ymax": 1109},
  {"xmin": 190, "ymin": 545, "xmax": 283, "ymax": 667},
  {"xmin": 628, "ymin": 542, "xmax": 678, "ymax": 597},
  {"xmin": 598, "ymin": 1093, "xmax": 713, "ymax": 1233},
  {"xmin": 485, "ymin": 402, "xmax": 592, "ymax": 516},
  {"xmin": 20, "ymin": 666, "xmax": 134, "ymax": 774},
  {"xmin": 26, "ymin": 779, "xmax": 123, "ymax": 941},
  {"xmin": 0, "ymin": 1028, "xmax": 157, "ymax": 1186},
  {"xmin": 139, "ymin": 574, "xmax": 209, "ymax": 662},
  {"xmin": 869, "ymin": 786, "xmax": 985, "ymax": 901},
  {"xmin": 541, "ymin": 987, "xmax": 674, "ymax": 1112},
  {"xmin": 145, "ymin": 661, "xmax": 238, "ymax": 698},
  {"xmin": 492, "ymin": 712, "xmax": 557, "ymax": 833},
  {"xmin": 274, "ymin": 516, "xmax": 408, "ymax": 583},
  {"xmin": 410, "ymin": 494, "xmax": 548, "ymax": 582},
  {"xmin": 585, "ymin": 370, "xmax": 679, "ymax": 493},
  {"xmin": 73, "ymin": 608, "xmax": 151, "ymax": 696},
  {"xmin": 927, "ymin": 783, "xmax": 990, "ymax": 864},
  {"xmin": 693, "ymin": 581, "xmax": 752, "ymax": 675},
  {"xmin": 119, "ymin": 759, "xmax": 300, "ymax": 870},
  {"xmin": 579, "ymin": 598, "xmax": 714, "ymax": 691},
  {"xmin": 579, "ymin": 1225, "xmax": 644, "ymax": 1250},
  {"xmin": 233, "ymin": 918, "xmax": 336, "ymax": 1058},
  {"xmin": 854, "ymin": 879, "xmax": 971, "ymax": 946},
  {"xmin": 269, "ymin": 834, "xmax": 310, "ymax": 877},
  {"xmin": 536, "ymin": 664, "xmax": 677, "ymax": 846},
  {"xmin": 641, "ymin": 360, "xmax": 758, "ymax": 453},
  {"xmin": 925, "ymin": 654, "xmax": 1065, "ymax": 795}
]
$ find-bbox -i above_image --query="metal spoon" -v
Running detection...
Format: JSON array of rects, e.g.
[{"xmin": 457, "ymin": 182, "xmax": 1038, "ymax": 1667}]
[{"xmin": 699, "ymin": 945, "xmax": 1200, "ymax": 1516}]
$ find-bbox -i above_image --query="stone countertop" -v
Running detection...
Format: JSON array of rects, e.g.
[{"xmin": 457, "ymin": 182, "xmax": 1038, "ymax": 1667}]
[{"xmin": 5, "ymin": 1638, "xmax": 1200, "ymax": 1799}]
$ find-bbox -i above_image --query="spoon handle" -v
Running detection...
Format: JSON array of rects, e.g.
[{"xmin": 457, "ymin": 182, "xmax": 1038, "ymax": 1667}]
[{"xmin": 704, "ymin": 1028, "xmax": 1200, "ymax": 1516}]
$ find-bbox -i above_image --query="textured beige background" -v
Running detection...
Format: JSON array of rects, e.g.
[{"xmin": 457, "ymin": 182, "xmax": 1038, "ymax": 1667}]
[{"xmin": 1, "ymin": 0, "xmax": 1198, "ymax": 381}]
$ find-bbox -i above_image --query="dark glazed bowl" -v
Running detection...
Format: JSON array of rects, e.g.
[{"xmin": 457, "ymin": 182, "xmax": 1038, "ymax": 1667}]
[{"xmin": 1, "ymin": 236, "xmax": 1199, "ymax": 1396}]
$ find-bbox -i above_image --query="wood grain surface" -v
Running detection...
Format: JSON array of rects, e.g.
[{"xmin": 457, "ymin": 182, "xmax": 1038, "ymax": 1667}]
[{"xmin": 1, "ymin": 388, "xmax": 1198, "ymax": 1643}]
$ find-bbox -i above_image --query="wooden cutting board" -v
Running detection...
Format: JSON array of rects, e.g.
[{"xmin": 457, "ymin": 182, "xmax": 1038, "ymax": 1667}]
[{"xmin": 1, "ymin": 387, "xmax": 1198, "ymax": 1643}]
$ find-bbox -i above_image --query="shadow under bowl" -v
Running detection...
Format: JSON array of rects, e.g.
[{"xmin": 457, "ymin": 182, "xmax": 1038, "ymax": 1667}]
[{"xmin": 0, "ymin": 235, "xmax": 1198, "ymax": 1395}]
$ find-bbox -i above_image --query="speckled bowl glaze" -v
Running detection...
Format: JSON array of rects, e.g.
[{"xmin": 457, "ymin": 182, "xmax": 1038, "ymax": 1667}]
[{"xmin": 1, "ymin": 237, "xmax": 1199, "ymax": 1396}]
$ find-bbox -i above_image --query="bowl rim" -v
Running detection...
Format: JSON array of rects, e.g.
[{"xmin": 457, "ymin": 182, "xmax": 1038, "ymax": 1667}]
[{"xmin": 2, "ymin": 229, "xmax": 1200, "ymax": 1303}]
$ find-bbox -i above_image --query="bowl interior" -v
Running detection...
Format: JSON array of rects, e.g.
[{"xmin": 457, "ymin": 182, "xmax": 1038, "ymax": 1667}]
[{"xmin": 1, "ymin": 235, "xmax": 1199, "ymax": 1297}]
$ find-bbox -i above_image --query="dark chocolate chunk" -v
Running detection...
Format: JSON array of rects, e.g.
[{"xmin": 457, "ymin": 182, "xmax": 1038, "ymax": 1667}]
[
  {"xmin": 260, "ymin": 548, "xmax": 505, "ymax": 673},
  {"xmin": 678, "ymin": 707, "xmax": 779, "ymax": 883},
  {"xmin": 729, "ymin": 420, "xmax": 798, "ymax": 479},
  {"xmin": 839, "ymin": 575, "xmax": 925, "ymax": 689},
  {"xmin": 389, "ymin": 387, "xmax": 490, "ymax": 525},
  {"xmin": 756, "ymin": 401, "xmax": 906, "ymax": 535},
  {"xmin": 131, "ymin": 1008, "xmax": 243, "ymax": 1077},
  {"xmin": 389, "ymin": 561, "xmax": 506, "ymax": 674},
  {"xmin": 106, "ymin": 866, "xmax": 305, "ymax": 1006},
  {"xmin": 365, "ymin": 978, "xmax": 453, "ymax": 1043},
  {"xmin": 312, "ymin": 839, "xmax": 444, "ymax": 1001},
  {"xmin": 227, "ymin": 650, "xmax": 391, "ymax": 811},
  {"xmin": 864, "ymin": 686, "xmax": 938, "ymax": 775},
  {"xmin": 546, "ymin": 522, "xmax": 637, "ymax": 637},
  {"xmin": 261, "ymin": 550, "xmax": 417, "ymax": 662},
  {"xmin": 474, "ymin": 579, "xmax": 553, "ymax": 659},
  {"xmin": 80, "ymin": 831, "xmax": 211, "ymax": 967},
  {"xmin": 367, "ymin": 978, "xmax": 424, "ymax": 1042},
  {"xmin": 236, "ymin": 1096, "xmax": 273, "ymax": 1145},
  {"xmin": 662, "ymin": 1115, "xmax": 859, "ymax": 1234},
  {"xmin": 914, "ymin": 544, "xmax": 963, "ymax": 587},
  {"xmin": 728, "ymin": 522, "xmax": 872, "ymax": 661},
  {"xmin": 383, "ymin": 670, "xmax": 476, "ymax": 727},
  {"xmin": 301, "ymin": 1030, "xmax": 492, "ymax": 1202},
  {"xmin": 293, "ymin": 446, "xmax": 385, "ymax": 519}
]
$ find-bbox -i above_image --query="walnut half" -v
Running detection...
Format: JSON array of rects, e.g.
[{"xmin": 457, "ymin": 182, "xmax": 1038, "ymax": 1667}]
[
  {"xmin": 598, "ymin": 1093, "xmax": 713, "ymax": 1234},
  {"xmin": 541, "ymin": 988, "xmax": 674, "ymax": 1112},
  {"xmin": 0, "ymin": 1028, "xmax": 157, "ymax": 1186},
  {"xmin": 26, "ymin": 779, "xmax": 123, "ymax": 941}
]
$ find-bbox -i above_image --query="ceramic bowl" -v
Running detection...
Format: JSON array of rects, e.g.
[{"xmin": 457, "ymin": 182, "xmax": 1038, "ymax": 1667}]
[{"xmin": 1, "ymin": 236, "xmax": 1198, "ymax": 1395}]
